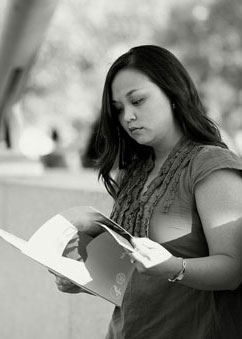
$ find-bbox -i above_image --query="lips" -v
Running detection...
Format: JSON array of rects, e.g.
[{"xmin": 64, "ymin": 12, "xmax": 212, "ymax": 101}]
[{"xmin": 129, "ymin": 127, "xmax": 143, "ymax": 133}]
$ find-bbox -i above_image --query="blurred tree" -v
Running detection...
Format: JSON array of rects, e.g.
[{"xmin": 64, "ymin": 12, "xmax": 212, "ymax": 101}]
[
  {"xmin": 18, "ymin": 0, "xmax": 176, "ymax": 161},
  {"xmin": 15, "ymin": 0, "xmax": 242, "ymax": 160},
  {"xmin": 155, "ymin": 0, "xmax": 242, "ymax": 142}
]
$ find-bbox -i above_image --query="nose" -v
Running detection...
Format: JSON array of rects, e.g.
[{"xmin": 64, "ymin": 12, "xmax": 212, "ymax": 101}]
[{"xmin": 123, "ymin": 105, "xmax": 136, "ymax": 122}]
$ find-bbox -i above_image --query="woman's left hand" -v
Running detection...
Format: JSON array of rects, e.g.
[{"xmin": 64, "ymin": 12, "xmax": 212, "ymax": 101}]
[{"xmin": 130, "ymin": 237, "xmax": 176, "ymax": 276}]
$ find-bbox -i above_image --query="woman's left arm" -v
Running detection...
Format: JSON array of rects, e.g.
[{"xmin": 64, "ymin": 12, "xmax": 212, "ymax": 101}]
[
  {"xmin": 131, "ymin": 169, "xmax": 242, "ymax": 290},
  {"xmin": 186, "ymin": 168, "xmax": 242, "ymax": 290}
]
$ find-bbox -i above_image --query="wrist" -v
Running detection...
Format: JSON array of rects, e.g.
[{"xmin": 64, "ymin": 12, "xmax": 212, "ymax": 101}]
[{"xmin": 168, "ymin": 257, "xmax": 186, "ymax": 283}]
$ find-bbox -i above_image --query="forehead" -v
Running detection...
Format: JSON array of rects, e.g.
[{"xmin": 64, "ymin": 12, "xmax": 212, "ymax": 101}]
[{"xmin": 111, "ymin": 69, "xmax": 153, "ymax": 99}]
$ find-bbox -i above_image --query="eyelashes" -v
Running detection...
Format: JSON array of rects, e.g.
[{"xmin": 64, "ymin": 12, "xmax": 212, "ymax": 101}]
[
  {"xmin": 112, "ymin": 97, "xmax": 145, "ymax": 114},
  {"xmin": 131, "ymin": 98, "xmax": 144, "ymax": 106}
]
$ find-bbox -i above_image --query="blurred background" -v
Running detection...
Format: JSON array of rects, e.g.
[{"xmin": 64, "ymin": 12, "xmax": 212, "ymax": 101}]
[
  {"xmin": 0, "ymin": 1, "xmax": 242, "ymax": 338},
  {"xmin": 1, "ymin": 0, "xmax": 242, "ymax": 176}
]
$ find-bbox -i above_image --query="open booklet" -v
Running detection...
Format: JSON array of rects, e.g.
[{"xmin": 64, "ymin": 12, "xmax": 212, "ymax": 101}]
[{"xmin": 0, "ymin": 206, "xmax": 135, "ymax": 306}]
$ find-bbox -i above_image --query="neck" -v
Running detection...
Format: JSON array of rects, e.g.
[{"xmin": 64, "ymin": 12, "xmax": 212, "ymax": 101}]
[{"xmin": 153, "ymin": 131, "xmax": 184, "ymax": 165}]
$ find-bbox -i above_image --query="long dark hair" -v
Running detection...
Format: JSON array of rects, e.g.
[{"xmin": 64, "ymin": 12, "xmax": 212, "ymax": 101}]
[{"xmin": 96, "ymin": 45, "xmax": 227, "ymax": 197}]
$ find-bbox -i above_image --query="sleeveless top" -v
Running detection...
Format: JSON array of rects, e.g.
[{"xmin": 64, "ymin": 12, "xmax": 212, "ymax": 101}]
[{"xmin": 106, "ymin": 137, "xmax": 242, "ymax": 339}]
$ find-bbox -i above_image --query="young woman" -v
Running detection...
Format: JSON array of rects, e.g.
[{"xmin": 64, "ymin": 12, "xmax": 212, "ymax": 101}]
[{"xmin": 56, "ymin": 45, "xmax": 242, "ymax": 339}]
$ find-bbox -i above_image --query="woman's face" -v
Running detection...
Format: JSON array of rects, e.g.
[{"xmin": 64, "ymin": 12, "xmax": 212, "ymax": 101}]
[{"xmin": 111, "ymin": 68, "xmax": 181, "ymax": 151}]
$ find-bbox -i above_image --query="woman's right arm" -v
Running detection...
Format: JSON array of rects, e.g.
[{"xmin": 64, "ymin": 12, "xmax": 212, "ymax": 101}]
[
  {"xmin": 50, "ymin": 230, "xmax": 94, "ymax": 295},
  {"xmin": 51, "ymin": 272, "xmax": 93, "ymax": 294}
]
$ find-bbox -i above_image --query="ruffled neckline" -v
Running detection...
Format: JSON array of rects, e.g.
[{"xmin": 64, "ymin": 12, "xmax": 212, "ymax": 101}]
[
  {"xmin": 110, "ymin": 137, "xmax": 200, "ymax": 236},
  {"xmin": 141, "ymin": 136, "xmax": 189, "ymax": 196}
]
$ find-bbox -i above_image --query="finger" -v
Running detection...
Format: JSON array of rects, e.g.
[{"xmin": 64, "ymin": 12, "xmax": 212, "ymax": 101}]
[
  {"xmin": 131, "ymin": 243, "xmax": 151, "ymax": 259},
  {"xmin": 131, "ymin": 237, "xmax": 160, "ymax": 249},
  {"xmin": 57, "ymin": 284, "xmax": 69, "ymax": 291},
  {"xmin": 55, "ymin": 276, "xmax": 73, "ymax": 287},
  {"xmin": 130, "ymin": 251, "xmax": 150, "ymax": 268},
  {"xmin": 57, "ymin": 284, "xmax": 75, "ymax": 292}
]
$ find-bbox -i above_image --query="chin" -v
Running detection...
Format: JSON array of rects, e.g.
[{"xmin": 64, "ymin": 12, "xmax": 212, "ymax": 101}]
[{"xmin": 133, "ymin": 136, "xmax": 146, "ymax": 144}]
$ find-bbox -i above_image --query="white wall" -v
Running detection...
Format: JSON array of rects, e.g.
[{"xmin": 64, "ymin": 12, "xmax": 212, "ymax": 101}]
[{"xmin": 0, "ymin": 171, "xmax": 114, "ymax": 339}]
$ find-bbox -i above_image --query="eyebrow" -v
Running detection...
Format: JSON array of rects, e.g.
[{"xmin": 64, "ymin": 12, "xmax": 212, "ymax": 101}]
[{"xmin": 112, "ymin": 89, "xmax": 143, "ymax": 103}]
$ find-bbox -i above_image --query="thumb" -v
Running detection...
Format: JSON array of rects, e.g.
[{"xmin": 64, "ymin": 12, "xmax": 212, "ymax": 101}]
[
  {"xmin": 131, "ymin": 237, "xmax": 160, "ymax": 250},
  {"xmin": 131, "ymin": 238, "xmax": 152, "ymax": 259}
]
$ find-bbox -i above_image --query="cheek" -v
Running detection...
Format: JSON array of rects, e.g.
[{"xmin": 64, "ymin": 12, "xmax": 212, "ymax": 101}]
[{"xmin": 118, "ymin": 115, "xmax": 127, "ymax": 130}]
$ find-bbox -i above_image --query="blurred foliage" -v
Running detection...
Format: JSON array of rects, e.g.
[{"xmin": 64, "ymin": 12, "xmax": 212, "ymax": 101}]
[
  {"xmin": 156, "ymin": 0, "xmax": 242, "ymax": 143},
  {"xmin": 18, "ymin": 0, "xmax": 242, "ymax": 154},
  {"xmin": 20, "ymin": 0, "xmax": 176, "ymax": 153}
]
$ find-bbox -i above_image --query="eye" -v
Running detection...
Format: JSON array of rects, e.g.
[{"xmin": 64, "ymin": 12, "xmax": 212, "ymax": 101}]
[{"xmin": 131, "ymin": 98, "xmax": 144, "ymax": 106}]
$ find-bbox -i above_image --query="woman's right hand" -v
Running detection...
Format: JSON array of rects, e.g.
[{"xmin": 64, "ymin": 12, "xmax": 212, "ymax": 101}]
[
  {"xmin": 49, "ymin": 231, "xmax": 94, "ymax": 295},
  {"xmin": 49, "ymin": 270, "xmax": 83, "ymax": 293},
  {"xmin": 54, "ymin": 274, "xmax": 94, "ymax": 295},
  {"xmin": 54, "ymin": 274, "xmax": 84, "ymax": 293}
]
